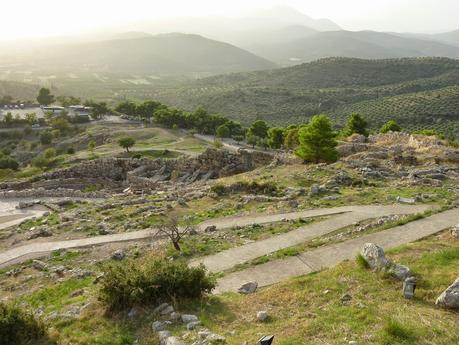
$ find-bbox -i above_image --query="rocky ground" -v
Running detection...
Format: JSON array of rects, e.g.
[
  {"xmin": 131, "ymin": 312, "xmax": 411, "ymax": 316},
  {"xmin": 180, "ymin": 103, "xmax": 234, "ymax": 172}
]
[{"xmin": 0, "ymin": 131, "xmax": 458, "ymax": 344}]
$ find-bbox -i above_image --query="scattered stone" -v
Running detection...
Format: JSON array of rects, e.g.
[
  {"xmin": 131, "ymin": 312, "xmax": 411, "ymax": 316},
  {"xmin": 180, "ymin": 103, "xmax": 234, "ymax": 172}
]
[
  {"xmin": 451, "ymin": 225, "xmax": 459, "ymax": 238},
  {"xmin": 204, "ymin": 225, "xmax": 217, "ymax": 233},
  {"xmin": 403, "ymin": 277, "xmax": 417, "ymax": 300},
  {"xmin": 111, "ymin": 249, "xmax": 125, "ymax": 261},
  {"xmin": 256, "ymin": 311, "xmax": 269, "ymax": 322},
  {"xmin": 157, "ymin": 330, "xmax": 171, "ymax": 344},
  {"xmin": 238, "ymin": 281, "xmax": 258, "ymax": 294},
  {"xmin": 154, "ymin": 303, "xmax": 171, "ymax": 314},
  {"xmin": 181, "ymin": 314, "xmax": 199, "ymax": 323},
  {"xmin": 186, "ymin": 321, "xmax": 201, "ymax": 330},
  {"xmin": 127, "ymin": 308, "xmax": 138, "ymax": 318},
  {"xmin": 161, "ymin": 305, "xmax": 175, "ymax": 315},
  {"xmin": 436, "ymin": 277, "xmax": 459, "ymax": 309},
  {"xmin": 340, "ymin": 293, "xmax": 352, "ymax": 304},
  {"xmin": 32, "ymin": 259, "xmax": 47, "ymax": 271},
  {"xmin": 152, "ymin": 321, "xmax": 165, "ymax": 332},
  {"xmin": 169, "ymin": 312, "xmax": 181, "ymax": 321},
  {"xmin": 164, "ymin": 336, "xmax": 186, "ymax": 345},
  {"xmin": 396, "ymin": 196, "xmax": 416, "ymax": 204},
  {"xmin": 206, "ymin": 333, "xmax": 226, "ymax": 343},
  {"xmin": 26, "ymin": 227, "xmax": 52, "ymax": 240},
  {"xmin": 349, "ymin": 341, "xmax": 359, "ymax": 345},
  {"xmin": 389, "ymin": 264, "xmax": 413, "ymax": 281},
  {"xmin": 360, "ymin": 243, "xmax": 390, "ymax": 269}
]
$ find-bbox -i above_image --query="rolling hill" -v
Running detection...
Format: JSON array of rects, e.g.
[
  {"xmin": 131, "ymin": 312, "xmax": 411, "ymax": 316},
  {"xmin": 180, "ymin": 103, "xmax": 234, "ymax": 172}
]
[
  {"xmin": 244, "ymin": 30, "xmax": 459, "ymax": 65},
  {"xmin": 146, "ymin": 57, "xmax": 459, "ymax": 132},
  {"xmin": 0, "ymin": 33, "xmax": 277, "ymax": 77}
]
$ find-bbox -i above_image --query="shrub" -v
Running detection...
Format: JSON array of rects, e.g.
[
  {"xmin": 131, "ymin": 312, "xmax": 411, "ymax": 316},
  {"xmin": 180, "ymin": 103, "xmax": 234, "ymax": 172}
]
[
  {"xmin": 0, "ymin": 302, "xmax": 51, "ymax": 344},
  {"xmin": 40, "ymin": 131, "xmax": 53, "ymax": 145},
  {"xmin": 380, "ymin": 120, "xmax": 402, "ymax": 134},
  {"xmin": 98, "ymin": 257, "xmax": 215, "ymax": 310},
  {"xmin": 0, "ymin": 156, "xmax": 19, "ymax": 170}
]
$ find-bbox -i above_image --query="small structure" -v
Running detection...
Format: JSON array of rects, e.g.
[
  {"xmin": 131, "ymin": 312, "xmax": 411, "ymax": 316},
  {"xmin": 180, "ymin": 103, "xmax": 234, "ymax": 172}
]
[
  {"xmin": 258, "ymin": 335, "xmax": 274, "ymax": 345},
  {"xmin": 403, "ymin": 277, "xmax": 417, "ymax": 299}
]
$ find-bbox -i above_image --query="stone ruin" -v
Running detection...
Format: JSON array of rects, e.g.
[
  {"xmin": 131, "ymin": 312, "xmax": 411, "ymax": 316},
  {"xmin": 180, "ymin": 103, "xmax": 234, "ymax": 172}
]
[{"xmin": 0, "ymin": 149, "xmax": 275, "ymax": 198}]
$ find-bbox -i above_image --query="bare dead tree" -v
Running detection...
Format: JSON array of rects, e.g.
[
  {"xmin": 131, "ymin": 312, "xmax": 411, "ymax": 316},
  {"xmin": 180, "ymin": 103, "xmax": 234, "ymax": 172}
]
[{"xmin": 155, "ymin": 217, "xmax": 195, "ymax": 252}]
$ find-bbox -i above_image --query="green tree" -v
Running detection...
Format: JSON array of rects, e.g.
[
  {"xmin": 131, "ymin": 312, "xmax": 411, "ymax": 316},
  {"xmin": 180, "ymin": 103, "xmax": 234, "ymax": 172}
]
[
  {"xmin": 267, "ymin": 127, "xmax": 285, "ymax": 149},
  {"xmin": 343, "ymin": 113, "xmax": 369, "ymax": 137},
  {"xmin": 25, "ymin": 113, "xmax": 37, "ymax": 125},
  {"xmin": 3, "ymin": 112, "xmax": 13, "ymax": 125},
  {"xmin": 380, "ymin": 120, "xmax": 402, "ymax": 134},
  {"xmin": 85, "ymin": 100, "xmax": 109, "ymax": 120},
  {"xmin": 295, "ymin": 115, "xmax": 338, "ymax": 163},
  {"xmin": 115, "ymin": 101, "xmax": 137, "ymax": 116},
  {"xmin": 215, "ymin": 124, "xmax": 230, "ymax": 138},
  {"xmin": 257, "ymin": 137, "xmax": 269, "ymax": 150},
  {"xmin": 246, "ymin": 133, "xmax": 259, "ymax": 148},
  {"xmin": 284, "ymin": 127, "xmax": 300, "ymax": 150},
  {"xmin": 36, "ymin": 88, "xmax": 55, "ymax": 106},
  {"xmin": 248, "ymin": 120, "xmax": 269, "ymax": 139},
  {"xmin": 43, "ymin": 148, "xmax": 56, "ymax": 159},
  {"xmin": 118, "ymin": 137, "xmax": 136, "ymax": 152}
]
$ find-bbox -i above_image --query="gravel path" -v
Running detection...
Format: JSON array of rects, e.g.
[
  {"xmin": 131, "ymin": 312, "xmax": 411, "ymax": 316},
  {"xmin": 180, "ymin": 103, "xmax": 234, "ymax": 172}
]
[
  {"xmin": 215, "ymin": 207, "xmax": 458, "ymax": 293},
  {"xmin": 0, "ymin": 204, "xmax": 430, "ymax": 268},
  {"xmin": 191, "ymin": 204, "xmax": 431, "ymax": 272}
]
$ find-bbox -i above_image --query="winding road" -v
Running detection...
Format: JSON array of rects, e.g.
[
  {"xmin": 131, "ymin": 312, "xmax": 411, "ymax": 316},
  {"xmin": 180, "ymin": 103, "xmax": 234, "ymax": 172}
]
[{"xmin": 0, "ymin": 204, "xmax": 434, "ymax": 269}]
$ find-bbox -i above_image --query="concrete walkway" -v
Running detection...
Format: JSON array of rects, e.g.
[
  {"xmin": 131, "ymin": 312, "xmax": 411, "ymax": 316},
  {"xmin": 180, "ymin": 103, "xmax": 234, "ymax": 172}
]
[
  {"xmin": 215, "ymin": 207, "xmax": 459, "ymax": 293},
  {"xmin": 191, "ymin": 204, "xmax": 431, "ymax": 272},
  {"xmin": 0, "ymin": 204, "xmax": 428, "ymax": 268}
]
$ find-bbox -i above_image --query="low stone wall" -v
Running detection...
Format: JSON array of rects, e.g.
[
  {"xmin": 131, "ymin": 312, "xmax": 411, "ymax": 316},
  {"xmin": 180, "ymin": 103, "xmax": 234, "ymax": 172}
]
[{"xmin": 0, "ymin": 187, "xmax": 106, "ymax": 199}]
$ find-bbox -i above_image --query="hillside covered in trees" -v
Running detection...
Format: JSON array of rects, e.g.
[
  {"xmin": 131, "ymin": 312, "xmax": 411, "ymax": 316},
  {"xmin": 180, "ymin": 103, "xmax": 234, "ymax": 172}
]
[{"xmin": 148, "ymin": 57, "xmax": 459, "ymax": 132}]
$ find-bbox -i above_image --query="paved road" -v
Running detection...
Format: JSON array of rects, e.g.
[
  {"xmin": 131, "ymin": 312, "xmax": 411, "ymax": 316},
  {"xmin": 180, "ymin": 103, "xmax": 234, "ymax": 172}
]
[
  {"xmin": 191, "ymin": 205, "xmax": 431, "ymax": 272},
  {"xmin": 0, "ymin": 204, "xmax": 428, "ymax": 268},
  {"xmin": 215, "ymin": 207, "xmax": 459, "ymax": 294}
]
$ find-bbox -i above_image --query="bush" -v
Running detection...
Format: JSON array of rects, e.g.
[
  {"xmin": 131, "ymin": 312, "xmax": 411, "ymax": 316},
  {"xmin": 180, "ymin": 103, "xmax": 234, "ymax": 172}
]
[
  {"xmin": 0, "ymin": 302, "xmax": 51, "ymax": 344},
  {"xmin": 0, "ymin": 156, "xmax": 19, "ymax": 170},
  {"xmin": 98, "ymin": 257, "xmax": 215, "ymax": 310},
  {"xmin": 380, "ymin": 120, "xmax": 402, "ymax": 134},
  {"xmin": 39, "ymin": 131, "xmax": 53, "ymax": 145}
]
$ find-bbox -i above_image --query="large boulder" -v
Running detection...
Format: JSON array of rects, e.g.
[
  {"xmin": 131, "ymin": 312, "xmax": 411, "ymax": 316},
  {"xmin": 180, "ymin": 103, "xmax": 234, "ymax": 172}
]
[
  {"xmin": 238, "ymin": 281, "xmax": 258, "ymax": 294},
  {"xmin": 360, "ymin": 243, "xmax": 391, "ymax": 269},
  {"xmin": 436, "ymin": 278, "xmax": 459, "ymax": 309}
]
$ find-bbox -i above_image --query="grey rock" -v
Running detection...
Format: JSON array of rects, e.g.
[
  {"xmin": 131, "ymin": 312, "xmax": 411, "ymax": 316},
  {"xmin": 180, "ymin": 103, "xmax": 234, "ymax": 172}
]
[
  {"xmin": 157, "ymin": 331, "xmax": 171, "ymax": 345},
  {"xmin": 451, "ymin": 225, "xmax": 459, "ymax": 238},
  {"xmin": 154, "ymin": 303, "xmax": 171, "ymax": 314},
  {"xmin": 186, "ymin": 321, "xmax": 201, "ymax": 330},
  {"xmin": 32, "ymin": 259, "xmax": 47, "ymax": 271},
  {"xmin": 238, "ymin": 281, "xmax": 258, "ymax": 294},
  {"xmin": 360, "ymin": 243, "xmax": 391, "ymax": 269},
  {"xmin": 206, "ymin": 334, "xmax": 226, "ymax": 343},
  {"xmin": 389, "ymin": 264, "xmax": 413, "ymax": 281},
  {"xmin": 26, "ymin": 227, "xmax": 52, "ymax": 240},
  {"xmin": 181, "ymin": 314, "xmax": 199, "ymax": 323},
  {"xmin": 152, "ymin": 321, "xmax": 165, "ymax": 332},
  {"xmin": 436, "ymin": 277, "xmax": 459, "ymax": 309},
  {"xmin": 169, "ymin": 311, "xmax": 181, "ymax": 321},
  {"xmin": 161, "ymin": 305, "xmax": 174, "ymax": 315},
  {"xmin": 204, "ymin": 225, "xmax": 217, "ymax": 233},
  {"xmin": 165, "ymin": 336, "xmax": 185, "ymax": 345},
  {"xmin": 256, "ymin": 310, "xmax": 269, "ymax": 322},
  {"xmin": 396, "ymin": 196, "xmax": 416, "ymax": 204},
  {"xmin": 111, "ymin": 249, "xmax": 125, "ymax": 260}
]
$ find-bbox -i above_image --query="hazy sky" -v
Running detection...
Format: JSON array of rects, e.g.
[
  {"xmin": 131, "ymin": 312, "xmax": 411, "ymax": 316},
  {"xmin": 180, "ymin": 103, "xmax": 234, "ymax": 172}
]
[{"xmin": 1, "ymin": 0, "xmax": 458, "ymax": 39}]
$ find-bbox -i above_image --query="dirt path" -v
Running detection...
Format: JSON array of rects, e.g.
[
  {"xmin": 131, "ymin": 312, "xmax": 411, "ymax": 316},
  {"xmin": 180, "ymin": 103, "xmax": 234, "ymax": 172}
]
[
  {"xmin": 0, "ymin": 204, "xmax": 430, "ymax": 269},
  {"xmin": 214, "ymin": 207, "xmax": 459, "ymax": 293}
]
